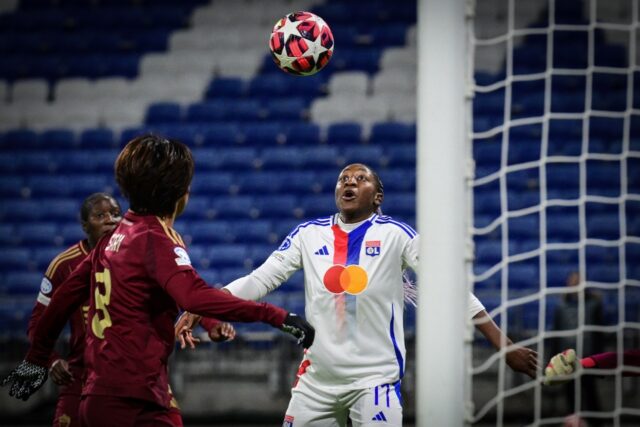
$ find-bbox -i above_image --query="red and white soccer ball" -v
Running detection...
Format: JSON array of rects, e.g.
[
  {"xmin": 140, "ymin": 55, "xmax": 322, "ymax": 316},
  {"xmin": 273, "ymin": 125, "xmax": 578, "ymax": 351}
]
[{"xmin": 269, "ymin": 11, "xmax": 334, "ymax": 76}]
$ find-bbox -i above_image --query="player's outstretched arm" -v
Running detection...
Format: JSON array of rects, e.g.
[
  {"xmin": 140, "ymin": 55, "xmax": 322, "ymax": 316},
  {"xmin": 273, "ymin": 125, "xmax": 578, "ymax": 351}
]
[
  {"xmin": 473, "ymin": 310, "xmax": 538, "ymax": 378},
  {"xmin": 543, "ymin": 349, "xmax": 640, "ymax": 384}
]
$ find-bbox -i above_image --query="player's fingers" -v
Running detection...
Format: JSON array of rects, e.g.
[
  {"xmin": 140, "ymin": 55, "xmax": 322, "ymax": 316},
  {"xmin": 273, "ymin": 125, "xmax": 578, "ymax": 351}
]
[{"xmin": 178, "ymin": 333, "xmax": 187, "ymax": 350}]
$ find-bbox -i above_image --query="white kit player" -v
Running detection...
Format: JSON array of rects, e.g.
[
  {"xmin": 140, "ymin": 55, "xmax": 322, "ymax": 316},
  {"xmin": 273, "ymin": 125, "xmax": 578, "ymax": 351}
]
[{"xmin": 176, "ymin": 163, "xmax": 538, "ymax": 427}]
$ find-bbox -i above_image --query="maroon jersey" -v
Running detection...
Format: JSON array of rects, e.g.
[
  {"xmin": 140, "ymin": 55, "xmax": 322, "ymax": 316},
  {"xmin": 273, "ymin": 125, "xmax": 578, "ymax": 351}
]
[
  {"xmin": 27, "ymin": 211, "xmax": 287, "ymax": 409},
  {"xmin": 27, "ymin": 240, "xmax": 90, "ymax": 369}
]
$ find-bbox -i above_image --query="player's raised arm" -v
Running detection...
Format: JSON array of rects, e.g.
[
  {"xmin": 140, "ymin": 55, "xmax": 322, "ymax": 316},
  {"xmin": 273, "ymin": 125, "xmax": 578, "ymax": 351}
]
[{"xmin": 543, "ymin": 348, "xmax": 640, "ymax": 385}]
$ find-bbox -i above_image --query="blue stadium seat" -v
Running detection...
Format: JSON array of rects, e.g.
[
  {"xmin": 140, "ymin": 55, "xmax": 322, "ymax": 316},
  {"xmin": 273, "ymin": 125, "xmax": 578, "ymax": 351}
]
[
  {"xmin": 180, "ymin": 196, "xmax": 211, "ymax": 220},
  {"xmin": 189, "ymin": 221, "xmax": 232, "ymax": 244},
  {"xmin": 375, "ymin": 169, "xmax": 415, "ymax": 192},
  {"xmin": 41, "ymin": 129, "xmax": 77, "ymax": 149},
  {"xmin": 586, "ymin": 265, "xmax": 619, "ymax": 283},
  {"xmin": 0, "ymin": 176, "xmax": 25, "ymax": 197},
  {"xmin": 284, "ymin": 123, "xmax": 321, "ymax": 146},
  {"xmin": 546, "ymin": 212, "xmax": 580, "ymax": 242},
  {"xmin": 475, "ymin": 240, "xmax": 502, "ymax": 265},
  {"xmin": 385, "ymin": 145, "xmax": 415, "ymax": 167},
  {"xmin": 247, "ymin": 244, "xmax": 274, "ymax": 265},
  {"xmin": 273, "ymin": 219, "xmax": 306, "ymax": 241},
  {"xmin": 205, "ymin": 78, "xmax": 246, "ymax": 99},
  {"xmin": 241, "ymin": 123, "xmax": 284, "ymax": 146},
  {"xmin": 546, "ymin": 263, "xmax": 579, "ymax": 287},
  {"xmin": 299, "ymin": 146, "xmax": 341, "ymax": 169},
  {"xmin": 227, "ymin": 220, "xmax": 273, "ymax": 243},
  {"xmin": 198, "ymin": 269, "xmax": 221, "ymax": 287},
  {"xmin": 190, "ymin": 172, "xmax": 234, "ymax": 195},
  {"xmin": 0, "ymin": 225, "xmax": 16, "ymax": 245},
  {"xmin": 260, "ymin": 147, "xmax": 303, "ymax": 169},
  {"xmin": 300, "ymin": 195, "xmax": 339, "ymax": 218},
  {"xmin": 508, "ymin": 190, "xmax": 539, "ymax": 211},
  {"xmin": 27, "ymin": 174, "xmax": 110, "ymax": 197},
  {"xmin": 379, "ymin": 193, "xmax": 415, "ymax": 217},
  {"xmin": 4, "ymin": 272, "xmax": 42, "ymax": 295},
  {"xmin": 587, "ymin": 213, "xmax": 619, "ymax": 240},
  {"xmin": 228, "ymin": 100, "xmax": 264, "ymax": 122},
  {"xmin": 278, "ymin": 171, "xmax": 320, "ymax": 194},
  {"xmin": 0, "ymin": 248, "xmax": 31, "ymax": 270},
  {"xmin": 33, "ymin": 247, "xmax": 64, "ymax": 271},
  {"xmin": 253, "ymin": 195, "xmax": 298, "ymax": 218},
  {"xmin": 508, "ymin": 263, "xmax": 539, "ymax": 289},
  {"xmin": 265, "ymin": 98, "xmax": 308, "ymax": 121},
  {"xmin": 209, "ymin": 147, "xmax": 257, "ymax": 170},
  {"xmin": 370, "ymin": 122, "xmax": 416, "ymax": 144},
  {"xmin": 236, "ymin": 172, "xmax": 282, "ymax": 194},
  {"xmin": 327, "ymin": 123, "xmax": 362, "ymax": 144},
  {"xmin": 200, "ymin": 124, "xmax": 241, "ymax": 146},
  {"xmin": 186, "ymin": 101, "xmax": 228, "ymax": 123},
  {"xmin": 145, "ymin": 102, "xmax": 182, "ymax": 124},
  {"xmin": 206, "ymin": 245, "xmax": 248, "ymax": 268},
  {"xmin": 211, "ymin": 196, "xmax": 255, "ymax": 219},
  {"xmin": 0, "ymin": 199, "xmax": 43, "ymax": 222},
  {"xmin": 474, "ymin": 189, "xmax": 501, "ymax": 216},
  {"xmin": 509, "ymin": 215, "xmax": 539, "ymax": 240},
  {"xmin": 342, "ymin": 145, "xmax": 384, "ymax": 167},
  {"xmin": 16, "ymin": 223, "xmax": 59, "ymax": 246},
  {"xmin": 248, "ymin": 74, "xmax": 289, "ymax": 97},
  {"xmin": 60, "ymin": 223, "xmax": 85, "ymax": 245},
  {"xmin": 3, "ymin": 129, "xmax": 40, "ymax": 150}
]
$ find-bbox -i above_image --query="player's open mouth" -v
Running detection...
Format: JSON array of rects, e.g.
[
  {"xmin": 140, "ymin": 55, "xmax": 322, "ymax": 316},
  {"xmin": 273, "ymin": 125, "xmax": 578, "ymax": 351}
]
[{"xmin": 342, "ymin": 190, "xmax": 356, "ymax": 201}]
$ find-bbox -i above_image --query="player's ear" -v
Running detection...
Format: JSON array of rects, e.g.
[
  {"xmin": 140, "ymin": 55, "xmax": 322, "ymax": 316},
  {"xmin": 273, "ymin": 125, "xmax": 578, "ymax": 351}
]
[{"xmin": 374, "ymin": 192, "xmax": 383, "ymax": 207}]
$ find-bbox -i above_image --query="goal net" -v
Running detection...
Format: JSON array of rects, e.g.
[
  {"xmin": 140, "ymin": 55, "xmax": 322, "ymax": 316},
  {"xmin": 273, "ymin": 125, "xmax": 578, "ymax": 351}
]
[{"xmin": 469, "ymin": 0, "xmax": 640, "ymax": 425}]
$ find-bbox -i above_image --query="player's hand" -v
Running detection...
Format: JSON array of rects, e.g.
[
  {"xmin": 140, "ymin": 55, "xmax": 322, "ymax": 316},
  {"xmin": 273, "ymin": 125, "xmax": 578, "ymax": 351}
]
[
  {"xmin": 281, "ymin": 313, "xmax": 315, "ymax": 349},
  {"xmin": 175, "ymin": 311, "xmax": 202, "ymax": 350},
  {"xmin": 2, "ymin": 360, "xmax": 48, "ymax": 401},
  {"xmin": 543, "ymin": 349, "xmax": 577, "ymax": 385},
  {"xmin": 208, "ymin": 322, "xmax": 236, "ymax": 342},
  {"xmin": 49, "ymin": 359, "xmax": 73, "ymax": 386},
  {"xmin": 505, "ymin": 345, "xmax": 538, "ymax": 379}
]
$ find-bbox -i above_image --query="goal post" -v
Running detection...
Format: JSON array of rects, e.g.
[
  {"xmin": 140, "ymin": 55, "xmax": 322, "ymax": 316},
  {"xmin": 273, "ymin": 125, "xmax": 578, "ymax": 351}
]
[{"xmin": 417, "ymin": 0, "xmax": 473, "ymax": 425}]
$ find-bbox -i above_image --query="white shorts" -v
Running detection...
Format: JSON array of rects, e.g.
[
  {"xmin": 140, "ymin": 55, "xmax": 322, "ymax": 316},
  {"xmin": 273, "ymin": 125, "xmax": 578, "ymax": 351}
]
[{"xmin": 282, "ymin": 378, "xmax": 403, "ymax": 427}]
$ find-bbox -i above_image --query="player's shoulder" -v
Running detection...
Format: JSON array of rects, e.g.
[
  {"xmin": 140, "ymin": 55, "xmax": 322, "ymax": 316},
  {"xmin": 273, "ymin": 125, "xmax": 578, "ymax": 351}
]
[
  {"xmin": 373, "ymin": 214, "xmax": 418, "ymax": 239},
  {"xmin": 287, "ymin": 215, "xmax": 333, "ymax": 238},
  {"xmin": 45, "ymin": 240, "xmax": 88, "ymax": 278},
  {"xmin": 148, "ymin": 217, "xmax": 186, "ymax": 248}
]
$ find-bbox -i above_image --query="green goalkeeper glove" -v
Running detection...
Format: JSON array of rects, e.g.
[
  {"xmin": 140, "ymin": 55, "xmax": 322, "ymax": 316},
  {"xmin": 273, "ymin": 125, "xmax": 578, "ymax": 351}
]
[{"xmin": 543, "ymin": 349, "xmax": 577, "ymax": 385}]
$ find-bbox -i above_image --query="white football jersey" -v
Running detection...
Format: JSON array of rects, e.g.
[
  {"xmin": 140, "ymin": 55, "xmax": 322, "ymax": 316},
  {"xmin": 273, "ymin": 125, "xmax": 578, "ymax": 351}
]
[{"xmin": 227, "ymin": 213, "xmax": 484, "ymax": 390}]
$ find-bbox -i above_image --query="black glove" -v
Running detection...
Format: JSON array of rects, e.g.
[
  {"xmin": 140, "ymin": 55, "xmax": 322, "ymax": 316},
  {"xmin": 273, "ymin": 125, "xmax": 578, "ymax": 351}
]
[
  {"xmin": 281, "ymin": 313, "xmax": 315, "ymax": 349},
  {"xmin": 2, "ymin": 360, "xmax": 48, "ymax": 401}
]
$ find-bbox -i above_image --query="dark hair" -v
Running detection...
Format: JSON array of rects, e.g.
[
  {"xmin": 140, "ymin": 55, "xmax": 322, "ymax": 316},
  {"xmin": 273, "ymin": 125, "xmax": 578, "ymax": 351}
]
[
  {"xmin": 115, "ymin": 134, "xmax": 194, "ymax": 217},
  {"xmin": 80, "ymin": 192, "xmax": 119, "ymax": 222},
  {"xmin": 367, "ymin": 165, "xmax": 384, "ymax": 196}
]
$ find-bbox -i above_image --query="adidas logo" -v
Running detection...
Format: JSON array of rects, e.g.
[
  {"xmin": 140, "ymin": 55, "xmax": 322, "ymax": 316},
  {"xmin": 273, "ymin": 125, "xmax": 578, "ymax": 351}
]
[
  {"xmin": 371, "ymin": 411, "xmax": 387, "ymax": 422},
  {"xmin": 314, "ymin": 245, "xmax": 329, "ymax": 255}
]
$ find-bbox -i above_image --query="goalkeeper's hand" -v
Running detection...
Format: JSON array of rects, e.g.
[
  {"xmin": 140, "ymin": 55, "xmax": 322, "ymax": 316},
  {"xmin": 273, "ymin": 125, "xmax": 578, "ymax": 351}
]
[
  {"xmin": 281, "ymin": 313, "xmax": 315, "ymax": 349},
  {"xmin": 543, "ymin": 349, "xmax": 577, "ymax": 385},
  {"xmin": 2, "ymin": 360, "xmax": 48, "ymax": 400}
]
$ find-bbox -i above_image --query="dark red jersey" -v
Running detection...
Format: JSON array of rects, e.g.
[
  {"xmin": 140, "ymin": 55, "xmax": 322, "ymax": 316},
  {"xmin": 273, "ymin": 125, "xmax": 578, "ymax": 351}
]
[
  {"xmin": 27, "ymin": 240, "xmax": 90, "ymax": 369},
  {"xmin": 27, "ymin": 211, "xmax": 287, "ymax": 409}
]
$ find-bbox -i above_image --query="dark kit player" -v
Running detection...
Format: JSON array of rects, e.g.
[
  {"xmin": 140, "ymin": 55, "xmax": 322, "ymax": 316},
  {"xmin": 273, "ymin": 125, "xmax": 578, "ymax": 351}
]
[{"xmin": 3, "ymin": 134, "xmax": 314, "ymax": 427}]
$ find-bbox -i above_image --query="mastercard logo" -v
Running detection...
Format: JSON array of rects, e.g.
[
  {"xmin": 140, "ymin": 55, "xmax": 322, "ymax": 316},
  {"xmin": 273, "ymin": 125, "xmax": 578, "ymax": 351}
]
[{"xmin": 323, "ymin": 264, "xmax": 369, "ymax": 295}]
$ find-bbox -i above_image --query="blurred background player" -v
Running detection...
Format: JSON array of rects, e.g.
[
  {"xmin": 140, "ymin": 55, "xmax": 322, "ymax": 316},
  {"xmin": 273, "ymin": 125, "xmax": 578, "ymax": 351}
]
[
  {"xmin": 178, "ymin": 163, "xmax": 538, "ymax": 427},
  {"xmin": 2, "ymin": 134, "xmax": 314, "ymax": 427},
  {"xmin": 27, "ymin": 192, "xmax": 121, "ymax": 427}
]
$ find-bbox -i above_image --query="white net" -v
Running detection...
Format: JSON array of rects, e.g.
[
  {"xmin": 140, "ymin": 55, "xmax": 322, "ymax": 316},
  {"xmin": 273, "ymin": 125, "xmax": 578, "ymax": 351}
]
[{"xmin": 469, "ymin": 0, "xmax": 640, "ymax": 425}]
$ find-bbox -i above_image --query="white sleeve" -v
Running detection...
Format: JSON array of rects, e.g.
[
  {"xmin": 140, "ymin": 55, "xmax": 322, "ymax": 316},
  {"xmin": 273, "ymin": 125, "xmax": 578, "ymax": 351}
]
[
  {"xmin": 403, "ymin": 233, "xmax": 485, "ymax": 319},
  {"xmin": 402, "ymin": 233, "xmax": 419, "ymax": 271},
  {"xmin": 468, "ymin": 292, "xmax": 485, "ymax": 319},
  {"xmin": 224, "ymin": 231, "xmax": 303, "ymax": 301}
]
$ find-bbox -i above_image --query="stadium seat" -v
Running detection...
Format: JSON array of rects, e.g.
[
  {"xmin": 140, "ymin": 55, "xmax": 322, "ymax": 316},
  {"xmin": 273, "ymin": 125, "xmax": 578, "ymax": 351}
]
[
  {"xmin": 0, "ymin": 176, "xmax": 24, "ymax": 197},
  {"xmin": 11, "ymin": 78, "xmax": 49, "ymax": 103},
  {"xmin": 341, "ymin": 145, "xmax": 384, "ymax": 167},
  {"xmin": 79, "ymin": 128, "xmax": 116, "ymax": 149},
  {"xmin": 33, "ymin": 247, "xmax": 64, "ymax": 271},
  {"xmin": 200, "ymin": 124, "xmax": 241, "ymax": 146},
  {"xmin": 145, "ymin": 102, "xmax": 182, "ymax": 124},
  {"xmin": 0, "ymin": 248, "xmax": 31, "ymax": 270},
  {"xmin": 327, "ymin": 71, "xmax": 369, "ymax": 97},
  {"xmin": 300, "ymin": 195, "xmax": 340, "ymax": 218},
  {"xmin": 260, "ymin": 147, "xmax": 303, "ymax": 170},
  {"xmin": 198, "ymin": 269, "xmax": 221, "ymax": 286},
  {"xmin": 242, "ymin": 123, "xmax": 285, "ymax": 146},
  {"xmin": 189, "ymin": 221, "xmax": 233, "ymax": 244},
  {"xmin": 4, "ymin": 272, "xmax": 42, "ymax": 295},
  {"xmin": 180, "ymin": 196, "xmax": 212, "ymax": 220},
  {"xmin": 299, "ymin": 146, "xmax": 341, "ymax": 169},
  {"xmin": 253, "ymin": 196, "xmax": 298, "ymax": 218},
  {"xmin": 190, "ymin": 172, "xmax": 234, "ymax": 195},
  {"xmin": 327, "ymin": 122, "xmax": 362, "ymax": 144},
  {"xmin": 60, "ymin": 223, "xmax": 85, "ymax": 245},
  {"xmin": 284, "ymin": 123, "xmax": 321, "ymax": 146},
  {"xmin": 369, "ymin": 122, "xmax": 416, "ymax": 144},
  {"xmin": 226, "ymin": 220, "xmax": 273, "ymax": 243},
  {"xmin": 205, "ymin": 78, "xmax": 246, "ymax": 99},
  {"xmin": 211, "ymin": 196, "xmax": 255, "ymax": 219},
  {"xmin": 40, "ymin": 129, "xmax": 76, "ymax": 149},
  {"xmin": 385, "ymin": 145, "xmax": 415, "ymax": 167},
  {"xmin": 206, "ymin": 245, "xmax": 249, "ymax": 268},
  {"xmin": 16, "ymin": 223, "xmax": 59, "ymax": 245}
]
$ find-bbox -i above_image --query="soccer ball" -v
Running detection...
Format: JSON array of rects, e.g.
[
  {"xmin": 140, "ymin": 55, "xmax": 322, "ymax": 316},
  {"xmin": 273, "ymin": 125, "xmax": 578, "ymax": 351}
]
[{"xmin": 269, "ymin": 11, "xmax": 334, "ymax": 76}]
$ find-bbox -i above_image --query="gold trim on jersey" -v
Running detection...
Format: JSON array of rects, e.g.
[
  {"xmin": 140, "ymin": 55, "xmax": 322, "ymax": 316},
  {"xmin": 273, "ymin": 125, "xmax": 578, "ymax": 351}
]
[
  {"xmin": 156, "ymin": 218, "xmax": 185, "ymax": 247},
  {"xmin": 79, "ymin": 240, "xmax": 89, "ymax": 255},
  {"xmin": 45, "ymin": 246, "xmax": 82, "ymax": 278}
]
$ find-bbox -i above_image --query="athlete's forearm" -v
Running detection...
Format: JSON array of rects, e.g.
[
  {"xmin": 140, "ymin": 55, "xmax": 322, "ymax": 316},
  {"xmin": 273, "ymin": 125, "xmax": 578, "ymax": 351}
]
[
  {"xmin": 473, "ymin": 310, "xmax": 512, "ymax": 350},
  {"xmin": 224, "ymin": 258, "xmax": 288, "ymax": 300},
  {"xmin": 583, "ymin": 350, "xmax": 640, "ymax": 375},
  {"xmin": 166, "ymin": 270, "xmax": 287, "ymax": 327}
]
